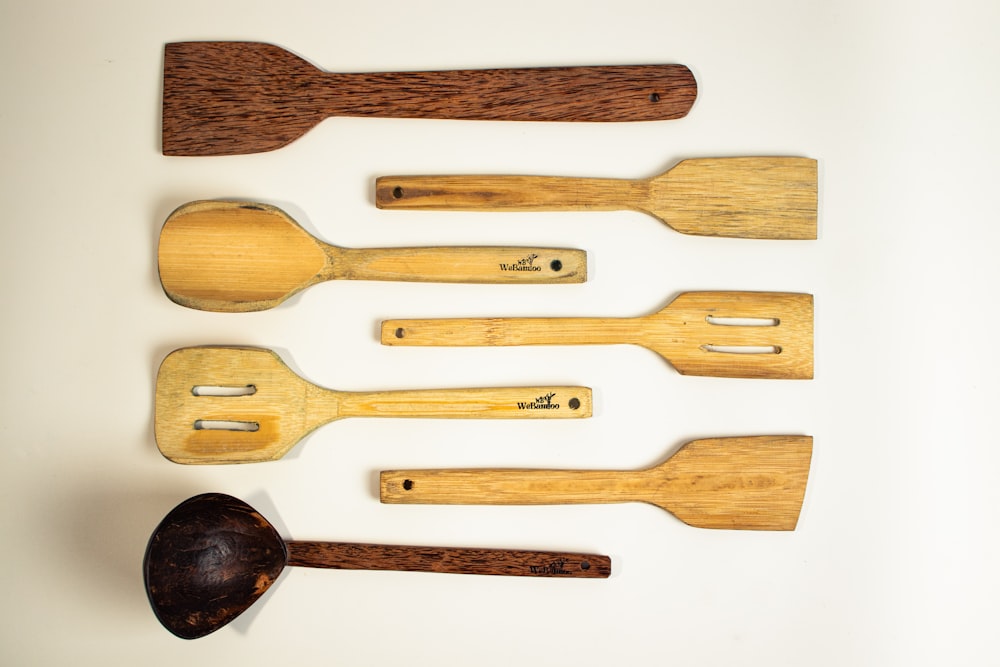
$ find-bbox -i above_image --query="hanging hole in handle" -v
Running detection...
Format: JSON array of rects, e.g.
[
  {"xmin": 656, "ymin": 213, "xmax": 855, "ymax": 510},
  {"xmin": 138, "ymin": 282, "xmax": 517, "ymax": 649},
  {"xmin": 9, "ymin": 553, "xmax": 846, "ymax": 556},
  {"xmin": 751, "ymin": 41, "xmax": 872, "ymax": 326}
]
[
  {"xmin": 550, "ymin": 259, "xmax": 563, "ymax": 272},
  {"xmin": 402, "ymin": 479, "xmax": 414, "ymax": 490},
  {"xmin": 568, "ymin": 397, "xmax": 581, "ymax": 410},
  {"xmin": 581, "ymin": 561, "xmax": 591, "ymax": 570},
  {"xmin": 395, "ymin": 327, "xmax": 405, "ymax": 339},
  {"xmin": 648, "ymin": 92, "xmax": 660, "ymax": 102},
  {"xmin": 392, "ymin": 186, "xmax": 403, "ymax": 199}
]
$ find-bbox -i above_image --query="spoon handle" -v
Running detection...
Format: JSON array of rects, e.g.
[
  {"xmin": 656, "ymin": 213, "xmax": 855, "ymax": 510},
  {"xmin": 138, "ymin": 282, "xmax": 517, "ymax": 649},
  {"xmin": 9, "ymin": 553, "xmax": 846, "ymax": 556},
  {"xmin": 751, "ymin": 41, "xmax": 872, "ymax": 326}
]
[
  {"xmin": 326, "ymin": 246, "xmax": 586, "ymax": 284},
  {"xmin": 381, "ymin": 316, "xmax": 640, "ymax": 347},
  {"xmin": 374, "ymin": 175, "xmax": 642, "ymax": 212},
  {"xmin": 285, "ymin": 541, "xmax": 610, "ymax": 578}
]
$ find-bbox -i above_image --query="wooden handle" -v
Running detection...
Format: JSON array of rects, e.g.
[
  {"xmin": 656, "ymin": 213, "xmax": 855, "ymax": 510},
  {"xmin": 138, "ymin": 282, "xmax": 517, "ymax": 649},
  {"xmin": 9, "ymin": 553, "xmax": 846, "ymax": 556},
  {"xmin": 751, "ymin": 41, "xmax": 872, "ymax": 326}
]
[
  {"xmin": 325, "ymin": 386, "xmax": 592, "ymax": 419},
  {"xmin": 285, "ymin": 541, "xmax": 610, "ymax": 578},
  {"xmin": 322, "ymin": 65, "xmax": 696, "ymax": 122},
  {"xmin": 374, "ymin": 176, "xmax": 641, "ymax": 212},
  {"xmin": 381, "ymin": 469, "xmax": 643, "ymax": 505},
  {"xmin": 382, "ymin": 317, "xmax": 638, "ymax": 347},
  {"xmin": 327, "ymin": 246, "xmax": 586, "ymax": 283}
]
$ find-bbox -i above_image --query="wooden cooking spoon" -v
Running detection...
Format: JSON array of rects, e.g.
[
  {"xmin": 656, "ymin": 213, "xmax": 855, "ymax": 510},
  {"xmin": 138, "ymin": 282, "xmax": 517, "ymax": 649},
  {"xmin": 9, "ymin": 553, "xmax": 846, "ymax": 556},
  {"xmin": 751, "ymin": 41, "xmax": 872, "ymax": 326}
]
[
  {"xmin": 155, "ymin": 346, "xmax": 592, "ymax": 465},
  {"xmin": 381, "ymin": 435, "xmax": 813, "ymax": 531},
  {"xmin": 145, "ymin": 493, "xmax": 610, "ymax": 639},
  {"xmin": 382, "ymin": 291, "xmax": 814, "ymax": 379},
  {"xmin": 375, "ymin": 157, "xmax": 817, "ymax": 240},
  {"xmin": 163, "ymin": 41, "xmax": 697, "ymax": 156},
  {"xmin": 158, "ymin": 200, "xmax": 587, "ymax": 313}
]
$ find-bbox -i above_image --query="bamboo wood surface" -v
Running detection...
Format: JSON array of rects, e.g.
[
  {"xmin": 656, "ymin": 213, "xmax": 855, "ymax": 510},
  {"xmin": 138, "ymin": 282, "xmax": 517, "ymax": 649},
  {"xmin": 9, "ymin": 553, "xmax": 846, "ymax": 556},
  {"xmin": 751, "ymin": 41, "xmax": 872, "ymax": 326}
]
[
  {"xmin": 284, "ymin": 541, "xmax": 610, "ymax": 578},
  {"xmin": 158, "ymin": 200, "xmax": 586, "ymax": 313},
  {"xmin": 376, "ymin": 157, "xmax": 818, "ymax": 239},
  {"xmin": 162, "ymin": 42, "xmax": 697, "ymax": 156},
  {"xmin": 383, "ymin": 291, "xmax": 814, "ymax": 379},
  {"xmin": 145, "ymin": 494, "xmax": 610, "ymax": 639},
  {"xmin": 381, "ymin": 436, "xmax": 813, "ymax": 531},
  {"xmin": 154, "ymin": 346, "xmax": 592, "ymax": 464}
]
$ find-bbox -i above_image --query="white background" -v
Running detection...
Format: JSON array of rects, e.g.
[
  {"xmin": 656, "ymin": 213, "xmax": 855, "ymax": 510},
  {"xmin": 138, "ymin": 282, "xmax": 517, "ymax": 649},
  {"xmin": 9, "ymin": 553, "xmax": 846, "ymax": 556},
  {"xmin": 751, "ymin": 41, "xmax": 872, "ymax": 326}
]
[{"xmin": 2, "ymin": 0, "xmax": 998, "ymax": 664}]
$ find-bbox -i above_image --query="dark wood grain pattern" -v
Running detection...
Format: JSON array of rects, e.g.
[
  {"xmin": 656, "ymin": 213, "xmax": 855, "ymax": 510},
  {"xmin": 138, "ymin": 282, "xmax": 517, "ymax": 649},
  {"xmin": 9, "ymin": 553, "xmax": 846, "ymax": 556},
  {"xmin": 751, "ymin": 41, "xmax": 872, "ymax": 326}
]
[
  {"xmin": 144, "ymin": 494, "xmax": 611, "ymax": 638},
  {"xmin": 162, "ymin": 42, "xmax": 697, "ymax": 156},
  {"xmin": 285, "ymin": 541, "xmax": 611, "ymax": 578}
]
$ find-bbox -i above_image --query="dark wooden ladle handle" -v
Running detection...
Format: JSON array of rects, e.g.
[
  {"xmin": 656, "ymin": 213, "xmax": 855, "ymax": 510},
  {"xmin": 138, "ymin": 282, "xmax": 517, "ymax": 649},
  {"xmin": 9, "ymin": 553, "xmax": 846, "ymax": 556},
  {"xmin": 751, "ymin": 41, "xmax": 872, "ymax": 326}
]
[{"xmin": 285, "ymin": 541, "xmax": 610, "ymax": 577}]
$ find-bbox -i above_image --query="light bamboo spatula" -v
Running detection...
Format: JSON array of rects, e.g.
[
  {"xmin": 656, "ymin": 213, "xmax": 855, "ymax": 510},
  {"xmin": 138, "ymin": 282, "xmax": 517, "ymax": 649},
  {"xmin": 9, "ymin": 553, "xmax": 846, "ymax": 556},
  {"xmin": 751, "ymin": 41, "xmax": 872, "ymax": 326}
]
[
  {"xmin": 382, "ymin": 291, "xmax": 814, "ymax": 379},
  {"xmin": 155, "ymin": 346, "xmax": 592, "ymax": 465},
  {"xmin": 375, "ymin": 157, "xmax": 818, "ymax": 240},
  {"xmin": 158, "ymin": 200, "xmax": 587, "ymax": 312},
  {"xmin": 163, "ymin": 42, "xmax": 697, "ymax": 156},
  {"xmin": 381, "ymin": 435, "xmax": 813, "ymax": 530}
]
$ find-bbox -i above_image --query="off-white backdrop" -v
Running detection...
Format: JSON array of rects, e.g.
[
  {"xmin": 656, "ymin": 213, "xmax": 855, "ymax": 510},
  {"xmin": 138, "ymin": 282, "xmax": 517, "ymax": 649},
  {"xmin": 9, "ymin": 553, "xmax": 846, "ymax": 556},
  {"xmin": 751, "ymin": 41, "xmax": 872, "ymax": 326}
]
[{"xmin": 1, "ymin": 1, "xmax": 997, "ymax": 664}]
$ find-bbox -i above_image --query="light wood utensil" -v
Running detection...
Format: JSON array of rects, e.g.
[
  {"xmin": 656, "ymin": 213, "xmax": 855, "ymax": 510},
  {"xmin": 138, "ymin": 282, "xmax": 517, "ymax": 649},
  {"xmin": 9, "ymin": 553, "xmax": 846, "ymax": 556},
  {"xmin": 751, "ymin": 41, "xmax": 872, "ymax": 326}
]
[
  {"xmin": 155, "ymin": 346, "xmax": 592, "ymax": 464},
  {"xmin": 158, "ymin": 200, "xmax": 587, "ymax": 313},
  {"xmin": 382, "ymin": 291, "xmax": 814, "ymax": 379},
  {"xmin": 381, "ymin": 435, "xmax": 812, "ymax": 531},
  {"xmin": 376, "ymin": 157, "xmax": 818, "ymax": 240},
  {"xmin": 145, "ymin": 493, "xmax": 610, "ymax": 639},
  {"xmin": 163, "ymin": 42, "xmax": 697, "ymax": 156}
]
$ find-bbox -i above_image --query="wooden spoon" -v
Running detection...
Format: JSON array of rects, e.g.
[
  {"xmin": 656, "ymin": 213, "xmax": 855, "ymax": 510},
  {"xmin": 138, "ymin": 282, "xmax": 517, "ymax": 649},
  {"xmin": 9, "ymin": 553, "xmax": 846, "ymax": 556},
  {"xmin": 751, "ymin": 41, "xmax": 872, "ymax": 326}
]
[
  {"xmin": 375, "ymin": 157, "xmax": 817, "ymax": 240},
  {"xmin": 163, "ymin": 41, "xmax": 697, "ymax": 156},
  {"xmin": 155, "ymin": 346, "xmax": 592, "ymax": 465},
  {"xmin": 382, "ymin": 291, "xmax": 814, "ymax": 379},
  {"xmin": 145, "ymin": 493, "xmax": 610, "ymax": 639},
  {"xmin": 381, "ymin": 435, "xmax": 813, "ymax": 530},
  {"xmin": 158, "ymin": 200, "xmax": 587, "ymax": 313}
]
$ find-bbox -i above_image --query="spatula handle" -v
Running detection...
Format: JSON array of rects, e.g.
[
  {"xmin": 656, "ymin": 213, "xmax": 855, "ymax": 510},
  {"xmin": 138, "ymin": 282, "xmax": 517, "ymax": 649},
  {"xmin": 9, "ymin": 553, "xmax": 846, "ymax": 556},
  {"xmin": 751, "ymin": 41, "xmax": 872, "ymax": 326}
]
[
  {"xmin": 327, "ymin": 246, "xmax": 586, "ymax": 283},
  {"xmin": 285, "ymin": 541, "xmax": 610, "ymax": 578},
  {"xmin": 380, "ymin": 469, "xmax": 644, "ymax": 505},
  {"xmin": 324, "ymin": 65, "xmax": 696, "ymax": 122},
  {"xmin": 374, "ymin": 176, "xmax": 641, "ymax": 212},
  {"xmin": 381, "ymin": 317, "xmax": 639, "ymax": 347},
  {"xmin": 327, "ymin": 386, "xmax": 592, "ymax": 419}
]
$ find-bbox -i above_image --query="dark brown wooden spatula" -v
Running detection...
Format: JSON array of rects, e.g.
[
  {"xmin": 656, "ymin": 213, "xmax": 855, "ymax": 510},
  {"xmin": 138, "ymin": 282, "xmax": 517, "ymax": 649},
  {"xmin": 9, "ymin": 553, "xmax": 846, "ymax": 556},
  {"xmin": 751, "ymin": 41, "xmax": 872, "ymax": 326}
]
[
  {"xmin": 145, "ymin": 493, "xmax": 610, "ymax": 638},
  {"xmin": 162, "ymin": 42, "xmax": 697, "ymax": 156}
]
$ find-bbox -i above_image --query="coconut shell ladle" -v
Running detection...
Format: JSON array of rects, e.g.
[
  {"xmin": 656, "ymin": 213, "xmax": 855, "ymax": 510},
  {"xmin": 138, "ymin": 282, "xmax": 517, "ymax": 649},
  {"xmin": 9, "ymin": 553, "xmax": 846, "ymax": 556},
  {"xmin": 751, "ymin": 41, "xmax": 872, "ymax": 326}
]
[{"xmin": 144, "ymin": 493, "xmax": 611, "ymax": 639}]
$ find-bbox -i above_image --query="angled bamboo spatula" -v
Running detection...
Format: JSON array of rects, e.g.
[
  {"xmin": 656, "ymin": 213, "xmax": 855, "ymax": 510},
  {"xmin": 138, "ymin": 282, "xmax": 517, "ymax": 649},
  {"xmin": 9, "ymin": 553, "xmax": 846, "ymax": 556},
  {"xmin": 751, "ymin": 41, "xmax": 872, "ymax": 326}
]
[
  {"xmin": 163, "ymin": 42, "xmax": 697, "ymax": 156},
  {"xmin": 381, "ymin": 435, "xmax": 813, "ymax": 530},
  {"xmin": 158, "ymin": 200, "xmax": 587, "ymax": 312},
  {"xmin": 375, "ymin": 157, "xmax": 817, "ymax": 239},
  {"xmin": 155, "ymin": 346, "xmax": 592, "ymax": 464},
  {"xmin": 382, "ymin": 291, "xmax": 814, "ymax": 379}
]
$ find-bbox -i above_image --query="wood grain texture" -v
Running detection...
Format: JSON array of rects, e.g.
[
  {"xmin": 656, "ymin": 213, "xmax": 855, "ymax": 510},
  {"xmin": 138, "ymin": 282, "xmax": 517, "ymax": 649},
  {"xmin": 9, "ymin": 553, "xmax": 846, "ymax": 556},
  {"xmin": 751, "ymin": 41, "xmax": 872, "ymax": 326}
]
[
  {"xmin": 162, "ymin": 42, "xmax": 697, "ymax": 156},
  {"xmin": 285, "ymin": 542, "xmax": 610, "ymax": 578},
  {"xmin": 154, "ymin": 346, "xmax": 592, "ymax": 464},
  {"xmin": 382, "ymin": 291, "xmax": 814, "ymax": 379},
  {"xmin": 158, "ymin": 200, "xmax": 586, "ymax": 312},
  {"xmin": 375, "ymin": 157, "xmax": 818, "ymax": 239},
  {"xmin": 381, "ymin": 435, "xmax": 813, "ymax": 531}
]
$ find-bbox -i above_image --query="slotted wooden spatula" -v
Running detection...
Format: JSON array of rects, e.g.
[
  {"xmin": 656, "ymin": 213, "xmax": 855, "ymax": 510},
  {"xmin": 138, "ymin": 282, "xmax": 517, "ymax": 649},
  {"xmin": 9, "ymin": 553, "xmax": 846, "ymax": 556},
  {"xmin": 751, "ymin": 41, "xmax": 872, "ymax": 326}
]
[
  {"xmin": 155, "ymin": 346, "xmax": 592, "ymax": 464},
  {"xmin": 158, "ymin": 200, "xmax": 587, "ymax": 312},
  {"xmin": 382, "ymin": 291, "xmax": 814, "ymax": 379},
  {"xmin": 162, "ymin": 42, "xmax": 697, "ymax": 156},
  {"xmin": 375, "ymin": 157, "xmax": 817, "ymax": 240},
  {"xmin": 381, "ymin": 435, "xmax": 813, "ymax": 530}
]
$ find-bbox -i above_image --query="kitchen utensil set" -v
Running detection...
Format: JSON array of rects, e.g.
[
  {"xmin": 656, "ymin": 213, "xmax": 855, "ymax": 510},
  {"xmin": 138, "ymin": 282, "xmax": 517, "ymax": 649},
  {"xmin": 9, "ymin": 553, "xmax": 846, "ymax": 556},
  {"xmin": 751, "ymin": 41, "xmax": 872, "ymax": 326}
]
[{"xmin": 146, "ymin": 41, "xmax": 817, "ymax": 638}]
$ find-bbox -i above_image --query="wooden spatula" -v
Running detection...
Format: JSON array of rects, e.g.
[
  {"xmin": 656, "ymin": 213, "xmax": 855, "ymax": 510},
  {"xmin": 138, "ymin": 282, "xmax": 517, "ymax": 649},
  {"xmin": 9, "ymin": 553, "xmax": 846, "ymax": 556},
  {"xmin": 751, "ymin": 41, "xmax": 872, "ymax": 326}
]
[
  {"xmin": 158, "ymin": 200, "xmax": 587, "ymax": 312},
  {"xmin": 162, "ymin": 42, "xmax": 697, "ymax": 156},
  {"xmin": 155, "ymin": 346, "xmax": 592, "ymax": 464},
  {"xmin": 381, "ymin": 435, "xmax": 812, "ymax": 530},
  {"xmin": 382, "ymin": 291, "xmax": 813, "ymax": 379},
  {"xmin": 375, "ymin": 157, "xmax": 817, "ymax": 240}
]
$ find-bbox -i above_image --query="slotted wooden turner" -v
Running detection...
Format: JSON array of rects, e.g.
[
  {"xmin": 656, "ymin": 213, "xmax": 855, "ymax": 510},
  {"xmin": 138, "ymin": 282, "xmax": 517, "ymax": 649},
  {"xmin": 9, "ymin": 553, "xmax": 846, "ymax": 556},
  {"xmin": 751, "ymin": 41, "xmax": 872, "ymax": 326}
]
[
  {"xmin": 382, "ymin": 291, "xmax": 813, "ymax": 379},
  {"xmin": 381, "ymin": 435, "xmax": 813, "ymax": 530},
  {"xmin": 376, "ymin": 157, "xmax": 817, "ymax": 239},
  {"xmin": 163, "ymin": 42, "xmax": 697, "ymax": 156},
  {"xmin": 155, "ymin": 346, "xmax": 592, "ymax": 464},
  {"xmin": 158, "ymin": 200, "xmax": 586, "ymax": 312}
]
